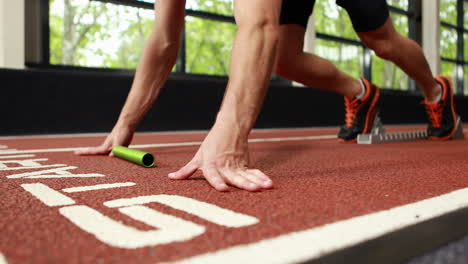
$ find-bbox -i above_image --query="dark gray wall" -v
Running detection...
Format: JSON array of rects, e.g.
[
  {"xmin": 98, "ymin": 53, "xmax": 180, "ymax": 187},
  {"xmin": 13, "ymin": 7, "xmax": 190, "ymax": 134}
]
[{"xmin": 1, "ymin": 68, "xmax": 467, "ymax": 136}]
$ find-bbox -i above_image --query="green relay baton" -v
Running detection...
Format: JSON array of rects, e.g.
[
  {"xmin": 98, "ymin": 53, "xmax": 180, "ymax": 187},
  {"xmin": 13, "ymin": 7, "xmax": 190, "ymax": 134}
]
[{"xmin": 112, "ymin": 146, "xmax": 155, "ymax": 168}]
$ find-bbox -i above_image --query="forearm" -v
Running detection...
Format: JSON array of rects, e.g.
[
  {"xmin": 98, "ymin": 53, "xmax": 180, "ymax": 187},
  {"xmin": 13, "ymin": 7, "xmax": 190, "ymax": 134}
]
[
  {"xmin": 216, "ymin": 21, "xmax": 279, "ymax": 137},
  {"xmin": 115, "ymin": 0, "xmax": 185, "ymax": 131},
  {"xmin": 116, "ymin": 34, "xmax": 179, "ymax": 130}
]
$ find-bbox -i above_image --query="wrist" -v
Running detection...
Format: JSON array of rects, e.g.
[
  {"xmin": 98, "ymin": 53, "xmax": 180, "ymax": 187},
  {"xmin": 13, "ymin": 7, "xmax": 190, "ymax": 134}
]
[
  {"xmin": 214, "ymin": 112, "xmax": 253, "ymax": 139},
  {"xmin": 115, "ymin": 118, "xmax": 138, "ymax": 133}
]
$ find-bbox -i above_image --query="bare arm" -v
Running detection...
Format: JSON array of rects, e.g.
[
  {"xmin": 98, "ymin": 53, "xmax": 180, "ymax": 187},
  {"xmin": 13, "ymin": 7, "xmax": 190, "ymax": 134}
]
[
  {"xmin": 76, "ymin": 0, "xmax": 186, "ymax": 155},
  {"xmin": 169, "ymin": 0, "xmax": 281, "ymax": 191}
]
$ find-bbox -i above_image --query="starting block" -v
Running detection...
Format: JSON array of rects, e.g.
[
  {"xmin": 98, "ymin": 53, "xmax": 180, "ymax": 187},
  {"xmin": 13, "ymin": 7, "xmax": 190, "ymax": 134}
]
[{"xmin": 357, "ymin": 114, "xmax": 465, "ymax": 144}]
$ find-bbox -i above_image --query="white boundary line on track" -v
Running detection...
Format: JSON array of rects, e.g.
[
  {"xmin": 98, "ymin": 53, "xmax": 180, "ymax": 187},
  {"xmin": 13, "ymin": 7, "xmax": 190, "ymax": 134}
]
[
  {"xmin": 3, "ymin": 124, "xmax": 462, "ymax": 140},
  {"xmin": 0, "ymin": 135, "xmax": 336, "ymax": 155},
  {"xmin": 0, "ymin": 128, "xmax": 334, "ymax": 140},
  {"xmin": 166, "ymin": 188, "xmax": 468, "ymax": 264}
]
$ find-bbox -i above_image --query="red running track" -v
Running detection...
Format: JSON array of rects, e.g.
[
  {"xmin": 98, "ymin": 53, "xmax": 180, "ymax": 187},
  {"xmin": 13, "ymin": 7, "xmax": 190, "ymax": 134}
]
[{"xmin": 0, "ymin": 126, "xmax": 467, "ymax": 264}]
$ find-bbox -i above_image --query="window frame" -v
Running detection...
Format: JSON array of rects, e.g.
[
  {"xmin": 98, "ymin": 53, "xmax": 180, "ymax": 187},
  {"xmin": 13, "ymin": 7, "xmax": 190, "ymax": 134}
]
[
  {"xmin": 32, "ymin": 0, "xmax": 243, "ymax": 79},
  {"xmin": 440, "ymin": 0, "xmax": 467, "ymax": 94}
]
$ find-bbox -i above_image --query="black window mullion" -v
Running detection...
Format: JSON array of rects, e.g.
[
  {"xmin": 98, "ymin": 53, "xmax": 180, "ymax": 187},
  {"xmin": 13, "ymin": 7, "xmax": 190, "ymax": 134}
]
[
  {"xmin": 91, "ymin": 0, "xmax": 153, "ymax": 9},
  {"xmin": 41, "ymin": 0, "xmax": 50, "ymax": 65},
  {"xmin": 441, "ymin": 21, "xmax": 461, "ymax": 30},
  {"xmin": 456, "ymin": 0, "xmax": 464, "ymax": 93},
  {"xmin": 176, "ymin": 22, "xmax": 186, "ymax": 74},
  {"xmin": 388, "ymin": 5, "xmax": 412, "ymax": 16},
  {"xmin": 408, "ymin": 0, "xmax": 421, "ymax": 91},
  {"xmin": 316, "ymin": 33, "xmax": 363, "ymax": 47},
  {"xmin": 185, "ymin": 10, "xmax": 235, "ymax": 23}
]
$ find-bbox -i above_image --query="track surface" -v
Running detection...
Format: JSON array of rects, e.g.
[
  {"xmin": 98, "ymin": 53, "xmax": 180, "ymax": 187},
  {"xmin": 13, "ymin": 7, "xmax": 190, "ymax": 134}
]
[{"xmin": 1, "ymin": 126, "xmax": 467, "ymax": 264}]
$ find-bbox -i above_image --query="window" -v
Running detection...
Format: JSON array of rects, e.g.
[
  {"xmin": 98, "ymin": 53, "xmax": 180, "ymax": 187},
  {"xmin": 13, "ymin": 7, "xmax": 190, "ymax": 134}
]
[
  {"xmin": 185, "ymin": 17, "xmax": 236, "ymax": 75},
  {"xmin": 48, "ymin": 0, "xmax": 236, "ymax": 76},
  {"xmin": 186, "ymin": 0, "xmax": 233, "ymax": 16},
  {"xmin": 315, "ymin": 39, "xmax": 363, "ymax": 78},
  {"xmin": 50, "ymin": 0, "xmax": 153, "ymax": 68},
  {"xmin": 440, "ymin": 0, "xmax": 467, "ymax": 95}
]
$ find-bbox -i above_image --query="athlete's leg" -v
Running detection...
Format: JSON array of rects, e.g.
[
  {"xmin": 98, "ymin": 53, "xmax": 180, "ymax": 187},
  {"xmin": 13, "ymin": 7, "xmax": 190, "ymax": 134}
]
[
  {"xmin": 275, "ymin": 25, "xmax": 361, "ymax": 98},
  {"xmin": 341, "ymin": 0, "xmax": 458, "ymax": 139},
  {"xmin": 357, "ymin": 17, "xmax": 440, "ymax": 102},
  {"xmin": 276, "ymin": 0, "xmax": 380, "ymax": 142}
]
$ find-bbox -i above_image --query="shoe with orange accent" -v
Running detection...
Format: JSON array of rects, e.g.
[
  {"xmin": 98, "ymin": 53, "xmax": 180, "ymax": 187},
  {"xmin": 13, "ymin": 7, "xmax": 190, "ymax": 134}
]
[
  {"xmin": 338, "ymin": 78, "xmax": 381, "ymax": 142},
  {"xmin": 422, "ymin": 75, "xmax": 458, "ymax": 140}
]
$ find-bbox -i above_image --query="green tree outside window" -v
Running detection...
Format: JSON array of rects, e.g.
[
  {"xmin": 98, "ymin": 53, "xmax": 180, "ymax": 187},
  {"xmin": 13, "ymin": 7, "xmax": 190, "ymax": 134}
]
[
  {"xmin": 315, "ymin": 0, "xmax": 358, "ymax": 40},
  {"xmin": 440, "ymin": 0, "xmax": 458, "ymax": 25},
  {"xmin": 185, "ymin": 17, "xmax": 236, "ymax": 75},
  {"xmin": 315, "ymin": 39, "xmax": 363, "ymax": 78},
  {"xmin": 440, "ymin": 27, "xmax": 458, "ymax": 59}
]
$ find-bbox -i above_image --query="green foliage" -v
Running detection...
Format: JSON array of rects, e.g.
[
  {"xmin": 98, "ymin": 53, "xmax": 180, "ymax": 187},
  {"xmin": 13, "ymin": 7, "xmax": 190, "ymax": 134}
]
[
  {"xmin": 440, "ymin": 0, "xmax": 458, "ymax": 25},
  {"xmin": 371, "ymin": 12, "xmax": 409, "ymax": 90},
  {"xmin": 185, "ymin": 17, "xmax": 236, "ymax": 75},
  {"xmin": 465, "ymin": 66, "xmax": 468, "ymax": 95},
  {"xmin": 316, "ymin": 39, "xmax": 362, "ymax": 78},
  {"xmin": 387, "ymin": 0, "xmax": 408, "ymax": 10},
  {"xmin": 440, "ymin": 27, "xmax": 457, "ymax": 59},
  {"xmin": 49, "ymin": 0, "xmax": 234, "ymax": 73},
  {"xmin": 465, "ymin": 1, "xmax": 468, "ymax": 29},
  {"xmin": 49, "ymin": 0, "xmax": 464, "ymax": 92},
  {"xmin": 315, "ymin": 0, "xmax": 358, "ymax": 40},
  {"xmin": 49, "ymin": 0, "xmax": 63, "ymax": 64},
  {"xmin": 441, "ymin": 62, "xmax": 456, "ymax": 84},
  {"xmin": 464, "ymin": 33, "xmax": 468, "ymax": 61},
  {"xmin": 187, "ymin": 0, "xmax": 233, "ymax": 16}
]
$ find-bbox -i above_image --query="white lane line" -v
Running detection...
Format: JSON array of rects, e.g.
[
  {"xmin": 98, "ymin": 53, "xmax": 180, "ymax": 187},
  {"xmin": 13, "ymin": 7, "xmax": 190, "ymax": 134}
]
[
  {"xmin": 21, "ymin": 183, "xmax": 75, "ymax": 207},
  {"xmin": 62, "ymin": 182, "xmax": 136, "ymax": 193},
  {"xmin": 0, "ymin": 128, "xmax": 332, "ymax": 140},
  {"xmin": 0, "ymin": 154, "xmax": 35, "ymax": 159},
  {"xmin": 105, "ymin": 195, "xmax": 259, "ymax": 228},
  {"xmin": 0, "ymin": 145, "xmax": 7, "ymax": 149},
  {"xmin": 166, "ymin": 188, "xmax": 468, "ymax": 264},
  {"xmin": 0, "ymin": 135, "xmax": 336, "ymax": 155},
  {"xmin": 0, "ymin": 253, "xmax": 7, "ymax": 264}
]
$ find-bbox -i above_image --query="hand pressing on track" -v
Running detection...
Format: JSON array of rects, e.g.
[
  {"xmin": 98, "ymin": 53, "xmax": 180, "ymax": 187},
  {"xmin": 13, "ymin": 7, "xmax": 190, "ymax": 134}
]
[
  {"xmin": 74, "ymin": 125, "xmax": 134, "ymax": 156},
  {"xmin": 168, "ymin": 123, "xmax": 273, "ymax": 192}
]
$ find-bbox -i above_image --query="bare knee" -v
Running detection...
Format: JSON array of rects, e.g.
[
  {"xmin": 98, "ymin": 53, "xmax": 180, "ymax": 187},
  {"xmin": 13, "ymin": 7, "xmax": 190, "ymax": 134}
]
[{"xmin": 274, "ymin": 52, "xmax": 293, "ymax": 78}]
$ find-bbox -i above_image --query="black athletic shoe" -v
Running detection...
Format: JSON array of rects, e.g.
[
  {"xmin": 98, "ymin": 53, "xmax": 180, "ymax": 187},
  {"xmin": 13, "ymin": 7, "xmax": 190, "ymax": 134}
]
[
  {"xmin": 338, "ymin": 78, "xmax": 381, "ymax": 142},
  {"xmin": 422, "ymin": 75, "xmax": 458, "ymax": 140}
]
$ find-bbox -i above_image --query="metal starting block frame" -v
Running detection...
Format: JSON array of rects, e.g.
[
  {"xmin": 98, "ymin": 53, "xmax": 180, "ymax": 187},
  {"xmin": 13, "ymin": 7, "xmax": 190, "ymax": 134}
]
[{"xmin": 357, "ymin": 114, "xmax": 465, "ymax": 144}]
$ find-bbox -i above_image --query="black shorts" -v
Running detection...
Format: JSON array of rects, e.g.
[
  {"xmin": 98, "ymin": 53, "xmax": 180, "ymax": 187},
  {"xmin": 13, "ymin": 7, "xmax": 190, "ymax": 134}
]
[{"xmin": 280, "ymin": 0, "xmax": 390, "ymax": 32}]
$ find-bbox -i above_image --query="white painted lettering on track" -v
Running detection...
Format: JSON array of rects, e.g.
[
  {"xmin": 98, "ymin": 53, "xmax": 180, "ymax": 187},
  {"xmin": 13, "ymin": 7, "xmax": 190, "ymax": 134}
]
[
  {"xmin": 22, "ymin": 183, "xmax": 76, "ymax": 207},
  {"xmin": 62, "ymin": 182, "xmax": 136, "ymax": 193},
  {"xmin": 7, "ymin": 166, "xmax": 105, "ymax": 179},
  {"xmin": 0, "ymin": 159, "xmax": 65, "ymax": 171},
  {"xmin": 104, "ymin": 195, "xmax": 259, "ymax": 228},
  {"xmin": 59, "ymin": 205, "xmax": 205, "ymax": 249},
  {"xmin": 165, "ymin": 188, "xmax": 468, "ymax": 264},
  {"xmin": 0, "ymin": 154, "xmax": 35, "ymax": 159},
  {"xmin": 0, "ymin": 253, "xmax": 7, "ymax": 264}
]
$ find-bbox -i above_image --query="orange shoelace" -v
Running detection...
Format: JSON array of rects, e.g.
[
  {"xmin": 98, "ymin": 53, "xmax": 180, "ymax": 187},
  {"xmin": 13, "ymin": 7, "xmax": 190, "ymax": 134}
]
[
  {"xmin": 422, "ymin": 101, "xmax": 444, "ymax": 128},
  {"xmin": 344, "ymin": 97, "xmax": 360, "ymax": 127}
]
